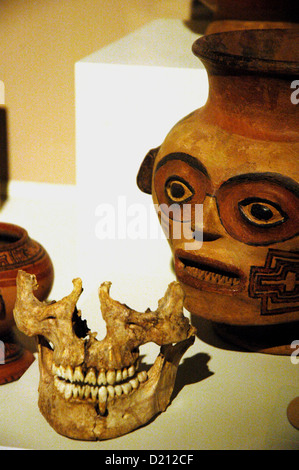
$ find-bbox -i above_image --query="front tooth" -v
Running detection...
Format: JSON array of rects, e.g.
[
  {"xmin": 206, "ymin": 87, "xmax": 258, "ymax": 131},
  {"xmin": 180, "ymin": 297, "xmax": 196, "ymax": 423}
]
[
  {"xmin": 128, "ymin": 365, "xmax": 135, "ymax": 377},
  {"xmin": 85, "ymin": 368, "xmax": 97, "ymax": 385},
  {"xmin": 84, "ymin": 385, "xmax": 91, "ymax": 398},
  {"xmin": 65, "ymin": 366, "xmax": 73, "ymax": 382},
  {"xmin": 72, "ymin": 385, "xmax": 79, "ymax": 398},
  {"xmin": 97, "ymin": 368, "xmax": 107, "ymax": 385},
  {"xmin": 78, "ymin": 385, "xmax": 84, "ymax": 399},
  {"xmin": 57, "ymin": 379, "xmax": 65, "ymax": 394},
  {"xmin": 52, "ymin": 363, "xmax": 58, "ymax": 375},
  {"xmin": 137, "ymin": 370, "xmax": 148, "ymax": 383},
  {"xmin": 122, "ymin": 368, "xmax": 128, "ymax": 380},
  {"xmin": 91, "ymin": 386, "xmax": 98, "ymax": 400},
  {"xmin": 98, "ymin": 386, "xmax": 108, "ymax": 415},
  {"xmin": 73, "ymin": 366, "xmax": 84, "ymax": 382},
  {"xmin": 116, "ymin": 369, "xmax": 122, "ymax": 383},
  {"xmin": 58, "ymin": 365, "xmax": 65, "ymax": 379},
  {"xmin": 106, "ymin": 369, "xmax": 116, "ymax": 385},
  {"xmin": 107, "ymin": 385, "xmax": 115, "ymax": 400},
  {"xmin": 64, "ymin": 383, "xmax": 73, "ymax": 400},
  {"xmin": 98, "ymin": 386, "xmax": 107, "ymax": 402}
]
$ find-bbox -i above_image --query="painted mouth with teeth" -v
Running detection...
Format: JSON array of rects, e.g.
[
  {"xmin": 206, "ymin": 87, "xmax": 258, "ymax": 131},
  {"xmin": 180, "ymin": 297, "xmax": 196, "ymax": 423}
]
[
  {"xmin": 14, "ymin": 270, "xmax": 196, "ymax": 441},
  {"xmin": 175, "ymin": 249, "xmax": 245, "ymax": 294}
]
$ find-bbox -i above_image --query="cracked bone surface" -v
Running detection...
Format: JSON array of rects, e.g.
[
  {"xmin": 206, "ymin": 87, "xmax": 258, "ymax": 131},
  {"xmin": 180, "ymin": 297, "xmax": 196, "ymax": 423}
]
[{"xmin": 13, "ymin": 270, "xmax": 196, "ymax": 441}]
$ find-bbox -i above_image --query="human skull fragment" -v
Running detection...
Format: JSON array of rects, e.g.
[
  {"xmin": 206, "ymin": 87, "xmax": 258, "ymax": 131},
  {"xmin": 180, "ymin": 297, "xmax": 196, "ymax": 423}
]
[{"xmin": 13, "ymin": 270, "xmax": 196, "ymax": 441}]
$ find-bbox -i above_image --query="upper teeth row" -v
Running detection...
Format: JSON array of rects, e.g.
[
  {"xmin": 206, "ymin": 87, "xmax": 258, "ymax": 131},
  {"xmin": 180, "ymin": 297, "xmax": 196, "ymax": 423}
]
[
  {"xmin": 51, "ymin": 363, "xmax": 137, "ymax": 386},
  {"xmin": 185, "ymin": 266, "xmax": 240, "ymax": 285}
]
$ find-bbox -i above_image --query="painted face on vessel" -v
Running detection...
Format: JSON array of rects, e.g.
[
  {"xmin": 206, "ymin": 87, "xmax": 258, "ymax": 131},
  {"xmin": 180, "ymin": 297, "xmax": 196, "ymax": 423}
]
[{"xmin": 138, "ymin": 131, "xmax": 299, "ymax": 326}]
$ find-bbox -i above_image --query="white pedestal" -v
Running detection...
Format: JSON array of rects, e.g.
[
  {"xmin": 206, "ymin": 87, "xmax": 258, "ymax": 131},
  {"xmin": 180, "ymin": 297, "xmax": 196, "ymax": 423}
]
[
  {"xmin": 75, "ymin": 20, "xmax": 208, "ymax": 300},
  {"xmin": 75, "ymin": 19, "xmax": 208, "ymax": 192}
]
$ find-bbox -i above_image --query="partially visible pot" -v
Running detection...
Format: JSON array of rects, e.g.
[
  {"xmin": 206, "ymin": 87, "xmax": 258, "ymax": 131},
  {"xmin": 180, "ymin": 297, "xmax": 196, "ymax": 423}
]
[
  {"xmin": 0, "ymin": 222, "xmax": 54, "ymax": 384},
  {"xmin": 198, "ymin": 0, "xmax": 299, "ymax": 34},
  {"xmin": 200, "ymin": 0, "xmax": 298, "ymax": 21}
]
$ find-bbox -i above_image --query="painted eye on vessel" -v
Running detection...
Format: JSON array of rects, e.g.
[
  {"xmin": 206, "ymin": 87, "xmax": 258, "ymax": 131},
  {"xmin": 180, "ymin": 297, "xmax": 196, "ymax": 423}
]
[
  {"xmin": 238, "ymin": 198, "xmax": 288, "ymax": 228},
  {"xmin": 165, "ymin": 177, "xmax": 194, "ymax": 204}
]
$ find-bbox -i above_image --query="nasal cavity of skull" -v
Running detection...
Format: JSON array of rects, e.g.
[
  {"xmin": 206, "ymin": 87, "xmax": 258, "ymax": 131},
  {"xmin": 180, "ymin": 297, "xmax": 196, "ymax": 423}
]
[{"xmin": 72, "ymin": 307, "xmax": 90, "ymax": 339}]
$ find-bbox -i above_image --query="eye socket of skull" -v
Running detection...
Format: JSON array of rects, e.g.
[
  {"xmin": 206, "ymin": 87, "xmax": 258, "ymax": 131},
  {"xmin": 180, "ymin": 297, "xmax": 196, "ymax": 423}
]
[
  {"xmin": 216, "ymin": 174, "xmax": 299, "ymax": 246},
  {"xmin": 154, "ymin": 153, "xmax": 212, "ymax": 222}
]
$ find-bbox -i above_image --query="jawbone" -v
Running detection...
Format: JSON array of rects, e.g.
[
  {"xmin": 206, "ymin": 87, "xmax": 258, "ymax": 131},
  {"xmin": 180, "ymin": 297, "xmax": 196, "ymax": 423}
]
[{"xmin": 38, "ymin": 336, "xmax": 195, "ymax": 441}]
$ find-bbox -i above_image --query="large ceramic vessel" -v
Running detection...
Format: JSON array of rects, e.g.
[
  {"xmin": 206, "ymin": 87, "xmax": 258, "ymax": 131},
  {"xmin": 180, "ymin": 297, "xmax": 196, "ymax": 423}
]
[
  {"xmin": 196, "ymin": 0, "xmax": 299, "ymax": 34},
  {"xmin": 200, "ymin": 0, "xmax": 298, "ymax": 21},
  {"xmin": 0, "ymin": 222, "xmax": 54, "ymax": 383},
  {"xmin": 137, "ymin": 29, "xmax": 299, "ymax": 355}
]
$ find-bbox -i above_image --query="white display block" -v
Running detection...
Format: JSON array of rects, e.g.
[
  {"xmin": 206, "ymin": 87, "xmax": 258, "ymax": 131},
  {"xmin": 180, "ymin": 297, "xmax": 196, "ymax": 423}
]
[
  {"xmin": 75, "ymin": 19, "xmax": 208, "ymax": 297},
  {"xmin": 75, "ymin": 19, "xmax": 208, "ymax": 195}
]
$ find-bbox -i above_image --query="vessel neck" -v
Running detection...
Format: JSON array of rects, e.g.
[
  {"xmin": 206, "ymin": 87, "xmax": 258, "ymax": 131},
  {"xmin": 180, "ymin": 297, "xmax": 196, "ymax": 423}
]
[{"xmin": 202, "ymin": 72, "xmax": 298, "ymax": 142}]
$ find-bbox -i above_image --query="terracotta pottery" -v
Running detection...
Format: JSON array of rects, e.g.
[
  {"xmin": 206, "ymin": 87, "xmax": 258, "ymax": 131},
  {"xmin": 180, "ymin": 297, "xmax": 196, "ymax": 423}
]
[
  {"xmin": 137, "ymin": 29, "xmax": 299, "ymax": 355},
  {"xmin": 200, "ymin": 0, "xmax": 298, "ymax": 22},
  {"xmin": 205, "ymin": 20, "xmax": 299, "ymax": 35},
  {"xmin": 198, "ymin": 0, "xmax": 299, "ymax": 34},
  {"xmin": 0, "ymin": 222, "xmax": 54, "ymax": 384},
  {"xmin": 287, "ymin": 396, "xmax": 299, "ymax": 430}
]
